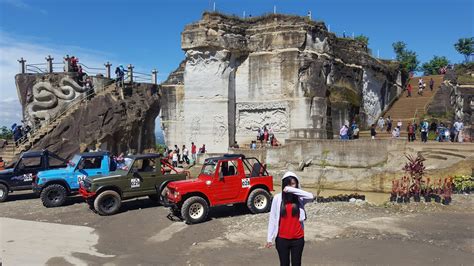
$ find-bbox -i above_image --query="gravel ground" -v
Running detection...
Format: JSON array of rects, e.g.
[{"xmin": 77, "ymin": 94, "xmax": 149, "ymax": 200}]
[{"xmin": 1, "ymin": 191, "xmax": 473, "ymax": 265}]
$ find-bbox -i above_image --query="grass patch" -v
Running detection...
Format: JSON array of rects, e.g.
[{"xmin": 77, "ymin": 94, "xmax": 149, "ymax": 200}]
[{"xmin": 457, "ymin": 75, "xmax": 474, "ymax": 85}]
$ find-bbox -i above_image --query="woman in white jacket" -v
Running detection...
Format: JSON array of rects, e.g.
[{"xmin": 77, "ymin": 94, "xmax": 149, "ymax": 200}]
[{"xmin": 266, "ymin": 171, "xmax": 314, "ymax": 266}]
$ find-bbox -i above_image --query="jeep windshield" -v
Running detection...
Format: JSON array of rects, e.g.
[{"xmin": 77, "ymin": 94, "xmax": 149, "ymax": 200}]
[{"xmin": 201, "ymin": 159, "xmax": 217, "ymax": 176}]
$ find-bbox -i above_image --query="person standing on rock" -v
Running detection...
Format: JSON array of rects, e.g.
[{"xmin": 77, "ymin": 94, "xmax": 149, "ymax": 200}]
[{"xmin": 266, "ymin": 172, "xmax": 314, "ymax": 266}]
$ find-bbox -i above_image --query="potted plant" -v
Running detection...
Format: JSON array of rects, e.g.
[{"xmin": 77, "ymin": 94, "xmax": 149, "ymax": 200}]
[{"xmin": 390, "ymin": 179, "xmax": 399, "ymax": 202}]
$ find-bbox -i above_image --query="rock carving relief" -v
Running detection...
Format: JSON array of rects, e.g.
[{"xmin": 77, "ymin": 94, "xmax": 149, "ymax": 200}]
[
  {"xmin": 236, "ymin": 103, "xmax": 289, "ymax": 134},
  {"xmin": 26, "ymin": 76, "xmax": 87, "ymax": 121},
  {"xmin": 212, "ymin": 115, "xmax": 227, "ymax": 144},
  {"xmin": 189, "ymin": 116, "xmax": 201, "ymax": 143}
]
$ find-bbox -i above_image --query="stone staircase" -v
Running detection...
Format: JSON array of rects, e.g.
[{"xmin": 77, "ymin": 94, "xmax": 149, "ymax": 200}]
[
  {"xmin": 360, "ymin": 74, "xmax": 444, "ymax": 139},
  {"xmin": 13, "ymin": 82, "xmax": 119, "ymax": 156},
  {"xmin": 0, "ymin": 140, "xmax": 17, "ymax": 165}
]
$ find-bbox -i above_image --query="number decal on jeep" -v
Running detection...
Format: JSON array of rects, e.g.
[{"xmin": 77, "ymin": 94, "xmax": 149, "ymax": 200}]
[
  {"xmin": 77, "ymin": 175, "xmax": 87, "ymax": 184},
  {"xmin": 23, "ymin": 173, "xmax": 33, "ymax": 182},
  {"xmin": 131, "ymin": 178, "xmax": 141, "ymax": 188},
  {"xmin": 241, "ymin": 178, "xmax": 250, "ymax": 188}
]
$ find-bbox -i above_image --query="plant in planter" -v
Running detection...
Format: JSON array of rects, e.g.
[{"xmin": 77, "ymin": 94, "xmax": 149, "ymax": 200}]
[
  {"xmin": 453, "ymin": 175, "xmax": 474, "ymax": 194},
  {"xmin": 422, "ymin": 177, "xmax": 432, "ymax": 202},
  {"xmin": 442, "ymin": 177, "xmax": 453, "ymax": 205},
  {"xmin": 433, "ymin": 179, "xmax": 443, "ymax": 203},
  {"xmin": 391, "ymin": 179, "xmax": 399, "ymax": 202},
  {"xmin": 410, "ymin": 178, "xmax": 422, "ymax": 202},
  {"xmin": 401, "ymin": 176, "xmax": 410, "ymax": 203}
]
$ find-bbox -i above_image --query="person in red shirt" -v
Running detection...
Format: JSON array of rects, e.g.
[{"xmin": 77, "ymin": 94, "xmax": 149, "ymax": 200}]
[
  {"xmin": 266, "ymin": 172, "xmax": 314, "ymax": 266},
  {"xmin": 406, "ymin": 83, "xmax": 412, "ymax": 97},
  {"xmin": 191, "ymin": 142, "xmax": 197, "ymax": 164}
]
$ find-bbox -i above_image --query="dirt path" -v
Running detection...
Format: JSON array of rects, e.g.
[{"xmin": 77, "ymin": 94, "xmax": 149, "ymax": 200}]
[{"xmin": 0, "ymin": 191, "xmax": 473, "ymax": 265}]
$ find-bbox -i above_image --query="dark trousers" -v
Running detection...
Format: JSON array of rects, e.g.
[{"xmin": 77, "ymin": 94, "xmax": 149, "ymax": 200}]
[
  {"xmin": 275, "ymin": 237, "xmax": 305, "ymax": 266},
  {"xmin": 421, "ymin": 132, "xmax": 428, "ymax": 142}
]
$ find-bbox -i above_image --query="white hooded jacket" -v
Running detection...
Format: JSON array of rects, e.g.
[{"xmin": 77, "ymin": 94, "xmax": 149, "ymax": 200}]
[{"xmin": 267, "ymin": 171, "xmax": 314, "ymax": 243}]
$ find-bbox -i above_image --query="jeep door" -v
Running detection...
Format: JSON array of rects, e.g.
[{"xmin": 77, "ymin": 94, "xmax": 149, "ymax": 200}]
[
  {"xmin": 122, "ymin": 158, "xmax": 156, "ymax": 198},
  {"xmin": 211, "ymin": 159, "xmax": 242, "ymax": 204},
  {"xmin": 12, "ymin": 155, "xmax": 43, "ymax": 188},
  {"xmin": 73, "ymin": 156, "xmax": 104, "ymax": 189}
]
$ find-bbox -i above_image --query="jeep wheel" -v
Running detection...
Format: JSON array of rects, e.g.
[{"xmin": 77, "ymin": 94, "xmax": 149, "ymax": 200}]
[
  {"xmin": 41, "ymin": 184, "xmax": 67, "ymax": 208},
  {"xmin": 0, "ymin": 184, "xmax": 8, "ymax": 202},
  {"xmin": 181, "ymin": 196, "xmax": 209, "ymax": 224},
  {"xmin": 247, "ymin": 189, "xmax": 271, "ymax": 214},
  {"xmin": 94, "ymin": 190, "xmax": 121, "ymax": 216}
]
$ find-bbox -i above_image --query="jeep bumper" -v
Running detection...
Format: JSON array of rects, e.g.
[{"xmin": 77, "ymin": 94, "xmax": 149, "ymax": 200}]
[{"xmin": 79, "ymin": 185, "xmax": 96, "ymax": 199}]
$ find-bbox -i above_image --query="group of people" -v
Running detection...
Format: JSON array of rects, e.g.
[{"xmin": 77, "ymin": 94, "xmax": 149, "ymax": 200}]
[
  {"xmin": 406, "ymin": 77, "xmax": 435, "ymax": 97},
  {"xmin": 164, "ymin": 143, "xmax": 206, "ymax": 167},
  {"xmin": 11, "ymin": 121, "xmax": 31, "ymax": 144},
  {"xmin": 371, "ymin": 115, "xmax": 466, "ymax": 143},
  {"xmin": 339, "ymin": 121, "xmax": 360, "ymax": 140},
  {"xmin": 256, "ymin": 125, "xmax": 280, "ymax": 147}
]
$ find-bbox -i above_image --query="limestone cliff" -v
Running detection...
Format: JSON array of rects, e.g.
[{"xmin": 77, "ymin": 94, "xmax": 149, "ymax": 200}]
[{"xmin": 161, "ymin": 12, "xmax": 403, "ymax": 152}]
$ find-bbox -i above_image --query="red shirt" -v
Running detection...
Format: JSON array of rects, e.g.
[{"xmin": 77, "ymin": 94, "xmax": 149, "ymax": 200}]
[
  {"xmin": 278, "ymin": 203, "xmax": 304, "ymax": 239},
  {"xmin": 191, "ymin": 145, "xmax": 196, "ymax": 154}
]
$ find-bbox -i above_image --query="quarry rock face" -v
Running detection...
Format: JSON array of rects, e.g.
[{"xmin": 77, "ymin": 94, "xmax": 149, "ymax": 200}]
[
  {"xmin": 15, "ymin": 72, "xmax": 160, "ymax": 159},
  {"xmin": 161, "ymin": 13, "xmax": 403, "ymax": 152}
]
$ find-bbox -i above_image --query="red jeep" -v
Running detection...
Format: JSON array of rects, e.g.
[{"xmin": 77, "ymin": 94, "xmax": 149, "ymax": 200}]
[{"xmin": 166, "ymin": 154, "xmax": 273, "ymax": 224}]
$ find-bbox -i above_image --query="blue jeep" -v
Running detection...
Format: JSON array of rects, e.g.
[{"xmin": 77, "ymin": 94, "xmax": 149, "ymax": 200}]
[{"xmin": 33, "ymin": 151, "xmax": 116, "ymax": 207}]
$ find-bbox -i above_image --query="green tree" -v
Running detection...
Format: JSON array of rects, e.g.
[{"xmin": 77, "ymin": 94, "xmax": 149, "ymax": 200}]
[
  {"xmin": 454, "ymin": 37, "xmax": 474, "ymax": 62},
  {"xmin": 421, "ymin": 56, "xmax": 449, "ymax": 75},
  {"xmin": 354, "ymin": 35, "xmax": 369, "ymax": 46},
  {"xmin": 0, "ymin": 126, "xmax": 13, "ymax": 140},
  {"xmin": 392, "ymin": 41, "xmax": 419, "ymax": 73}
]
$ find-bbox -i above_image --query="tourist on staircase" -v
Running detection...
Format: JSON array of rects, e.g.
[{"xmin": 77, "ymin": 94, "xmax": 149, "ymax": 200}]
[
  {"xmin": 407, "ymin": 122, "xmax": 415, "ymax": 142},
  {"xmin": 377, "ymin": 117, "xmax": 385, "ymax": 131},
  {"xmin": 386, "ymin": 116, "xmax": 392, "ymax": 132},
  {"xmin": 370, "ymin": 124, "xmax": 377, "ymax": 140},
  {"xmin": 429, "ymin": 78, "xmax": 435, "ymax": 92},
  {"xmin": 397, "ymin": 120, "xmax": 402, "ymax": 130},
  {"xmin": 406, "ymin": 83, "xmax": 412, "ymax": 97}
]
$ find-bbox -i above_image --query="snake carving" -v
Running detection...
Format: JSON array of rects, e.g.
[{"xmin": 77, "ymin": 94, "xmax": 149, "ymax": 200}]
[{"xmin": 27, "ymin": 76, "xmax": 88, "ymax": 121}]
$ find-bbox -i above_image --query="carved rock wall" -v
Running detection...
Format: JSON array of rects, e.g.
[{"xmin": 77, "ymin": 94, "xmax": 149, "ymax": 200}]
[{"xmin": 162, "ymin": 13, "xmax": 403, "ymax": 152}]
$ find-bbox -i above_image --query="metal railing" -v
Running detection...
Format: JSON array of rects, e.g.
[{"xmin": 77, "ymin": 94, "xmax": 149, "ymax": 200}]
[{"xmin": 78, "ymin": 63, "xmax": 106, "ymax": 76}]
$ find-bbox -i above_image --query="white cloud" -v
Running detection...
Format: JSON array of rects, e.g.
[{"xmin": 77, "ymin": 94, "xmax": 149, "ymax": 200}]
[
  {"xmin": 0, "ymin": 0, "xmax": 48, "ymax": 15},
  {"xmin": 0, "ymin": 31, "xmax": 116, "ymax": 127}
]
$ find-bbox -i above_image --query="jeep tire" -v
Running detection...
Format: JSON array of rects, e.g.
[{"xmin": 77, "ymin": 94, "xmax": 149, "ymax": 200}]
[
  {"xmin": 181, "ymin": 196, "xmax": 209, "ymax": 224},
  {"xmin": 94, "ymin": 190, "xmax": 121, "ymax": 216},
  {"xmin": 247, "ymin": 188, "xmax": 271, "ymax": 214},
  {"xmin": 41, "ymin": 184, "xmax": 67, "ymax": 208},
  {"xmin": 0, "ymin": 184, "xmax": 8, "ymax": 202}
]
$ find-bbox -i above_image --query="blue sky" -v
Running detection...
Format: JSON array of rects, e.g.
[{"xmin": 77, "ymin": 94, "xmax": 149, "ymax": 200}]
[{"xmin": 0, "ymin": 0, "xmax": 472, "ymax": 128}]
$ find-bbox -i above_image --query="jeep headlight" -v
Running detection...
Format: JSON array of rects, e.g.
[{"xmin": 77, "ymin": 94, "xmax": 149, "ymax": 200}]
[{"xmin": 174, "ymin": 191, "xmax": 180, "ymax": 197}]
